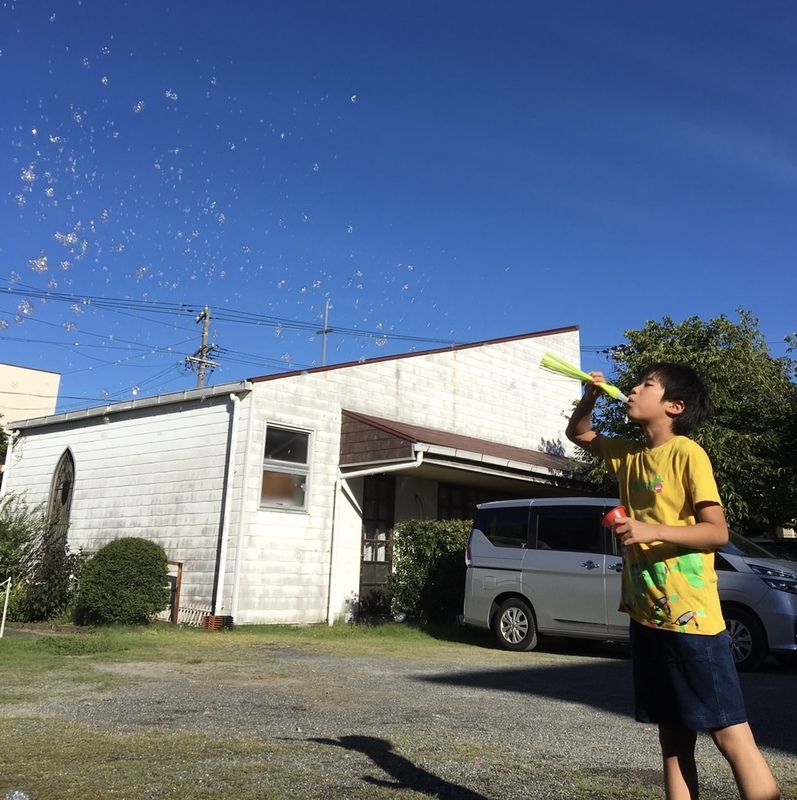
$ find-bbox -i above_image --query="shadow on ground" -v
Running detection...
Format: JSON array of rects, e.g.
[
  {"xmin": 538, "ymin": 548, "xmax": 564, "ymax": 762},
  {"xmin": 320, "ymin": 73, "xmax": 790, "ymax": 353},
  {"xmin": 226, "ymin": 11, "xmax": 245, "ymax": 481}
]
[
  {"xmin": 310, "ymin": 735, "xmax": 489, "ymax": 799},
  {"xmin": 419, "ymin": 649, "xmax": 797, "ymax": 758}
]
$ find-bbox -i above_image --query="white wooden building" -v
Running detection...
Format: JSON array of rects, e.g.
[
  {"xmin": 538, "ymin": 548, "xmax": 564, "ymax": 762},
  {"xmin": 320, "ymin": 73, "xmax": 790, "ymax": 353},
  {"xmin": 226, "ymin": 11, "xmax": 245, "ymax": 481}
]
[{"xmin": 1, "ymin": 327, "xmax": 591, "ymax": 626}]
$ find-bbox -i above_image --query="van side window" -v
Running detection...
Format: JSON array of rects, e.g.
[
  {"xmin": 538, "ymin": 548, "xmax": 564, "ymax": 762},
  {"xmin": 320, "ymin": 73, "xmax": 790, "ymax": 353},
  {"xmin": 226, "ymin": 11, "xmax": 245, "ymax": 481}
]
[
  {"xmin": 535, "ymin": 509, "xmax": 602, "ymax": 553},
  {"xmin": 474, "ymin": 506, "xmax": 529, "ymax": 548}
]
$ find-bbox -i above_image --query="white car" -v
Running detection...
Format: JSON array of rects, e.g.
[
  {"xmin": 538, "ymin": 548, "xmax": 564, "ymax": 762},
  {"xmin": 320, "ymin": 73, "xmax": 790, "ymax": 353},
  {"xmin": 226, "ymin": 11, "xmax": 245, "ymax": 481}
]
[{"xmin": 463, "ymin": 497, "xmax": 797, "ymax": 670}]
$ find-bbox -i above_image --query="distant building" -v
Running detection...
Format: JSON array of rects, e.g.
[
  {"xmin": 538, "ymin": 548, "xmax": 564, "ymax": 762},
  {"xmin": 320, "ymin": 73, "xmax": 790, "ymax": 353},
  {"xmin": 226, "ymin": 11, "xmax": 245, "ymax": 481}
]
[
  {"xmin": 0, "ymin": 362, "xmax": 60, "ymax": 428},
  {"xmin": 1, "ymin": 327, "xmax": 591, "ymax": 626}
]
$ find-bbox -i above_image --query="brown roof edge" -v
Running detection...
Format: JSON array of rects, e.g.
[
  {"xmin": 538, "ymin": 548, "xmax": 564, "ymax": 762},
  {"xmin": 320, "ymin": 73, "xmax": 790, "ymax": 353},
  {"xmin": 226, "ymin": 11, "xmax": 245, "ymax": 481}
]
[
  {"xmin": 341, "ymin": 410, "xmax": 576, "ymax": 474},
  {"xmin": 341, "ymin": 409, "xmax": 411, "ymax": 438},
  {"xmin": 249, "ymin": 326, "xmax": 579, "ymax": 384}
]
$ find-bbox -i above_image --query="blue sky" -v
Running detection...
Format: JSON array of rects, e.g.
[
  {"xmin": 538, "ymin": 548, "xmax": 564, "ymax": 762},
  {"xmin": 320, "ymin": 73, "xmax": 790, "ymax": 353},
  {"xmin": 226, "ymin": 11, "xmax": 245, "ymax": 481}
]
[{"xmin": 2, "ymin": 1, "xmax": 795, "ymax": 413}]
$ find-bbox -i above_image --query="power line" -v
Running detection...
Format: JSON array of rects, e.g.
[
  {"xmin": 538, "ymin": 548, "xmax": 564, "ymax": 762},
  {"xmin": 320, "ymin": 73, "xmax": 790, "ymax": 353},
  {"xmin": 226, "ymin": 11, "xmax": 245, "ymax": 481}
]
[{"xmin": 1, "ymin": 279, "xmax": 463, "ymax": 347}]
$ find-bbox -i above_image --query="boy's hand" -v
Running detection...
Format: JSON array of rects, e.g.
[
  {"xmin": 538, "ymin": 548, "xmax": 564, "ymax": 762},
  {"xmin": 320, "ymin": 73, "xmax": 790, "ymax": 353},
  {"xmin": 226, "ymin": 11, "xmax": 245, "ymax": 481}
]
[
  {"xmin": 613, "ymin": 517, "xmax": 660, "ymax": 546},
  {"xmin": 584, "ymin": 371, "xmax": 607, "ymax": 401},
  {"xmin": 566, "ymin": 371, "xmax": 606, "ymax": 457}
]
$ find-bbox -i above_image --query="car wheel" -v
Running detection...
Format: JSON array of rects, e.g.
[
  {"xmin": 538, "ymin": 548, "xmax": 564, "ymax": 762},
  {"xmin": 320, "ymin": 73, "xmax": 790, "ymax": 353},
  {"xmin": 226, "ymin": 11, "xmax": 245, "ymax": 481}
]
[
  {"xmin": 724, "ymin": 606, "xmax": 767, "ymax": 671},
  {"xmin": 492, "ymin": 598, "xmax": 538, "ymax": 652}
]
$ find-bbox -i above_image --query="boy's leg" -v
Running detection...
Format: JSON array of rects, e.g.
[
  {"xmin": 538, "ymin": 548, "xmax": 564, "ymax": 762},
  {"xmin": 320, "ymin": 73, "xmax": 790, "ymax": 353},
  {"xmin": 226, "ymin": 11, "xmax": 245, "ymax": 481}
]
[
  {"xmin": 710, "ymin": 722, "xmax": 779, "ymax": 800},
  {"xmin": 659, "ymin": 723, "xmax": 699, "ymax": 800}
]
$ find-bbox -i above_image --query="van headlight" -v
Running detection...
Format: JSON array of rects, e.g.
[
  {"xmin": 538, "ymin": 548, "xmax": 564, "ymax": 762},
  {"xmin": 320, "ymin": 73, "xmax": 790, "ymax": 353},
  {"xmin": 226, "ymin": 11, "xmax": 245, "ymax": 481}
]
[
  {"xmin": 749, "ymin": 564, "xmax": 797, "ymax": 594},
  {"xmin": 761, "ymin": 577, "xmax": 797, "ymax": 595}
]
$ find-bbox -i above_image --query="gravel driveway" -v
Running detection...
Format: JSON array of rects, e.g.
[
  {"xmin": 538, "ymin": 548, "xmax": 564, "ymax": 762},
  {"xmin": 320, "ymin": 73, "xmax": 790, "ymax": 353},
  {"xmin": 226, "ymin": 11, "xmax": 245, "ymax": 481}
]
[{"xmin": 5, "ymin": 631, "xmax": 797, "ymax": 799}]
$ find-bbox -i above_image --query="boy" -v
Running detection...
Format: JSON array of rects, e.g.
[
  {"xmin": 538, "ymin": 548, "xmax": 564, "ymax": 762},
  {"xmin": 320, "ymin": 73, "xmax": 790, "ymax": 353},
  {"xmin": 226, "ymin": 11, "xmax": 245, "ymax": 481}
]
[{"xmin": 566, "ymin": 362, "xmax": 779, "ymax": 800}]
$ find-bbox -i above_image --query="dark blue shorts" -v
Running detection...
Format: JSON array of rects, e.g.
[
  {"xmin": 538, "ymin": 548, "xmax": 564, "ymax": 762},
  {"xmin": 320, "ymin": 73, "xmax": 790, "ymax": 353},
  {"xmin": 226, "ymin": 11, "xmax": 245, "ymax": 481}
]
[{"xmin": 630, "ymin": 620, "xmax": 748, "ymax": 731}]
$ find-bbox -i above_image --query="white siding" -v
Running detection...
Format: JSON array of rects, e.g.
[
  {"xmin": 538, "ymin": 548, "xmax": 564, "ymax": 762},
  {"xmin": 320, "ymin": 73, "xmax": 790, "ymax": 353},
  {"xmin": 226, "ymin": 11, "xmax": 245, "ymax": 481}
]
[
  {"xmin": 251, "ymin": 330, "xmax": 579, "ymax": 453},
  {"xmin": 4, "ymin": 398, "xmax": 237, "ymax": 610}
]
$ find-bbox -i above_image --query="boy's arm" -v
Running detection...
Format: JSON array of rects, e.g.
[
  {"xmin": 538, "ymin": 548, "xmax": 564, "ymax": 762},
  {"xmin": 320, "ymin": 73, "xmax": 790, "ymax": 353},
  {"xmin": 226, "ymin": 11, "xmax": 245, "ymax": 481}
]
[
  {"xmin": 565, "ymin": 373, "xmax": 605, "ymax": 458},
  {"xmin": 614, "ymin": 501, "xmax": 729, "ymax": 550}
]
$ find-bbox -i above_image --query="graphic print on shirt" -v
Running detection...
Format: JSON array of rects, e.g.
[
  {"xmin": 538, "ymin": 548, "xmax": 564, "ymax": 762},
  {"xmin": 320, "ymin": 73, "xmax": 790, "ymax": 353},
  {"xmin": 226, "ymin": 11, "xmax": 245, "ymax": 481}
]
[{"xmin": 626, "ymin": 550, "xmax": 707, "ymax": 631}]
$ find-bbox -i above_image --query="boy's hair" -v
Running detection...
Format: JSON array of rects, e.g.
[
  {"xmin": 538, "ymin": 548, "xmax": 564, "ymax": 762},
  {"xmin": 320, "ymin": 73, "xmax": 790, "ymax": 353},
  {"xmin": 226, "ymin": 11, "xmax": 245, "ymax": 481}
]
[{"xmin": 635, "ymin": 362, "xmax": 713, "ymax": 435}]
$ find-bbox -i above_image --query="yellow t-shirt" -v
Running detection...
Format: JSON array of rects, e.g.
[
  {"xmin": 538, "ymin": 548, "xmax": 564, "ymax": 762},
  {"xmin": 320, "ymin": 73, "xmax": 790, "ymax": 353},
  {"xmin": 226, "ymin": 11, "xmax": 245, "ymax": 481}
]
[{"xmin": 601, "ymin": 435, "xmax": 725, "ymax": 635}]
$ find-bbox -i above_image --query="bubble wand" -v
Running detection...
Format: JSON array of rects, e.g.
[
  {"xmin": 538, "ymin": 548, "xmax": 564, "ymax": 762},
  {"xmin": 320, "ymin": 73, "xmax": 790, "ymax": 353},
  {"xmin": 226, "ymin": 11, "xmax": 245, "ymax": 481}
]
[{"xmin": 540, "ymin": 351, "xmax": 629, "ymax": 403}]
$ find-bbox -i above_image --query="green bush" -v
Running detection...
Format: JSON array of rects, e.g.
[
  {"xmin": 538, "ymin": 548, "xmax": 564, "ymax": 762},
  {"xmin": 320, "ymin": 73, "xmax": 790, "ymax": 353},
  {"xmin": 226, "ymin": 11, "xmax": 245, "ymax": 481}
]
[
  {"xmin": 3, "ymin": 582, "xmax": 29, "ymax": 622},
  {"xmin": 23, "ymin": 542, "xmax": 87, "ymax": 622},
  {"xmin": 387, "ymin": 518, "xmax": 471, "ymax": 623},
  {"xmin": 0, "ymin": 493, "xmax": 50, "ymax": 581},
  {"xmin": 75, "ymin": 537, "xmax": 170, "ymax": 625},
  {"xmin": 0, "ymin": 493, "xmax": 86, "ymax": 622}
]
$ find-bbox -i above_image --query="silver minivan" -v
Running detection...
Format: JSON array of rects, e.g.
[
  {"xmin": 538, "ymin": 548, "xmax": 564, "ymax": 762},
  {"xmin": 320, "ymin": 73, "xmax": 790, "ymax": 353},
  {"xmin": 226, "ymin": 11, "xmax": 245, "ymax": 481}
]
[{"xmin": 463, "ymin": 497, "xmax": 797, "ymax": 670}]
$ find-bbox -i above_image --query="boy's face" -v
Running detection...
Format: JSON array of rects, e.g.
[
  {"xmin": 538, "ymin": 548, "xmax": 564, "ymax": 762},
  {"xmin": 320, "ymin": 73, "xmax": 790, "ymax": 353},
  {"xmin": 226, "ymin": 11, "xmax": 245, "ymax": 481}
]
[{"xmin": 627, "ymin": 373, "xmax": 682, "ymax": 425}]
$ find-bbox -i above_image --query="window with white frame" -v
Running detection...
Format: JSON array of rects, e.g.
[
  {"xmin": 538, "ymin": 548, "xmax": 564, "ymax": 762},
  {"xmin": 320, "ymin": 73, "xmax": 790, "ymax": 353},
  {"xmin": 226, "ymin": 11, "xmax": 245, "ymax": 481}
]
[{"xmin": 260, "ymin": 425, "xmax": 310, "ymax": 509}]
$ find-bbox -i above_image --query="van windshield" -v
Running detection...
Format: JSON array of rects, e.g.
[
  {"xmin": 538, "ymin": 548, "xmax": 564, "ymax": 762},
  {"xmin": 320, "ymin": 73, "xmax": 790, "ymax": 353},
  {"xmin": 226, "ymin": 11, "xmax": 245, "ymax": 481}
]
[{"xmin": 722, "ymin": 532, "xmax": 778, "ymax": 559}]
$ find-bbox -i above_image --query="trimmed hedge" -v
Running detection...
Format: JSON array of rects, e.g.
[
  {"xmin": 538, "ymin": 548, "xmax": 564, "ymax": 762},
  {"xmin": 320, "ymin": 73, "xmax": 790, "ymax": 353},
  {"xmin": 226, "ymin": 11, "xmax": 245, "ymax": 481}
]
[
  {"xmin": 387, "ymin": 518, "xmax": 471, "ymax": 623},
  {"xmin": 75, "ymin": 537, "xmax": 170, "ymax": 625}
]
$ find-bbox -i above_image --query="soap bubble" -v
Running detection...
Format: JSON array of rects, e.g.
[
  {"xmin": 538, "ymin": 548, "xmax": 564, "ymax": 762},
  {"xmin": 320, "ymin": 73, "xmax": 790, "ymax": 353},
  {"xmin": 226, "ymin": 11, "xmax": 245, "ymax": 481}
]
[
  {"xmin": 54, "ymin": 231, "xmax": 78, "ymax": 245},
  {"xmin": 28, "ymin": 253, "xmax": 48, "ymax": 272}
]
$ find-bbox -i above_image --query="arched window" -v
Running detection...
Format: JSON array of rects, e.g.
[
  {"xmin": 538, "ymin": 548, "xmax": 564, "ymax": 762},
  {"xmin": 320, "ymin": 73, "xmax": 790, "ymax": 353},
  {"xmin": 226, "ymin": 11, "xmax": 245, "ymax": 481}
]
[{"xmin": 48, "ymin": 449, "xmax": 75, "ymax": 545}]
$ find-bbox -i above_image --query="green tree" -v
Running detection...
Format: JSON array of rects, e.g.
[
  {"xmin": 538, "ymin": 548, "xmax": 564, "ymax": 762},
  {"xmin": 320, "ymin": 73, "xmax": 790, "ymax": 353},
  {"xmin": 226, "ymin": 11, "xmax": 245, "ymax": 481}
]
[{"xmin": 584, "ymin": 310, "xmax": 797, "ymax": 534}]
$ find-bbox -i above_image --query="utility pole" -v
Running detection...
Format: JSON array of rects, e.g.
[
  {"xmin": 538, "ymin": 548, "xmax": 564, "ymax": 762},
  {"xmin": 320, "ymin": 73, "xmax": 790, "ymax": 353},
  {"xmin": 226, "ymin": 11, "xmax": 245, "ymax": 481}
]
[
  {"xmin": 185, "ymin": 306, "xmax": 219, "ymax": 388},
  {"xmin": 316, "ymin": 299, "xmax": 333, "ymax": 366}
]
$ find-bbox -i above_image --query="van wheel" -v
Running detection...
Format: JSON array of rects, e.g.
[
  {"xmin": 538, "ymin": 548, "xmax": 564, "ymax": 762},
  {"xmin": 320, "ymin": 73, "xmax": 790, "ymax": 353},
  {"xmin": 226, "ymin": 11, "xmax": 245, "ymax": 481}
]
[
  {"xmin": 724, "ymin": 606, "xmax": 767, "ymax": 671},
  {"xmin": 492, "ymin": 598, "xmax": 538, "ymax": 652}
]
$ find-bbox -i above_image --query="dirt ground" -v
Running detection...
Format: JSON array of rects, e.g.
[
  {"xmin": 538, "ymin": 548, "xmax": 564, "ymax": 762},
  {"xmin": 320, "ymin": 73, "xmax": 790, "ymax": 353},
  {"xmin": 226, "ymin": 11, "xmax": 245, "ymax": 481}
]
[{"xmin": 3, "ymin": 627, "xmax": 796, "ymax": 799}]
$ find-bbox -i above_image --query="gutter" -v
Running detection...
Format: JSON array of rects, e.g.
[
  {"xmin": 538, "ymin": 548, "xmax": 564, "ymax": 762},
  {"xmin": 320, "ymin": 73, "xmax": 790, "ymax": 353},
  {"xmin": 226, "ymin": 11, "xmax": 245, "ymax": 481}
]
[
  {"xmin": 0, "ymin": 430, "xmax": 19, "ymax": 498},
  {"xmin": 230, "ymin": 391, "xmax": 257, "ymax": 618},
  {"xmin": 9, "ymin": 381, "xmax": 252, "ymax": 431},
  {"xmin": 337, "ymin": 448, "xmax": 425, "ymax": 482},
  {"xmin": 212, "ymin": 393, "xmax": 242, "ymax": 616}
]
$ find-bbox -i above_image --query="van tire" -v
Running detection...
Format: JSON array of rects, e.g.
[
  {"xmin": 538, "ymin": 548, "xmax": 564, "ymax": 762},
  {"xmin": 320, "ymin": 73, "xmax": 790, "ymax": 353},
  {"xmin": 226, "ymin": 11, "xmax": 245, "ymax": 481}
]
[
  {"xmin": 724, "ymin": 606, "xmax": 767, "ymax": 671},
  {"xmin": 492, "ymin": 598, "xmax": 538, "ymax": 652}
]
